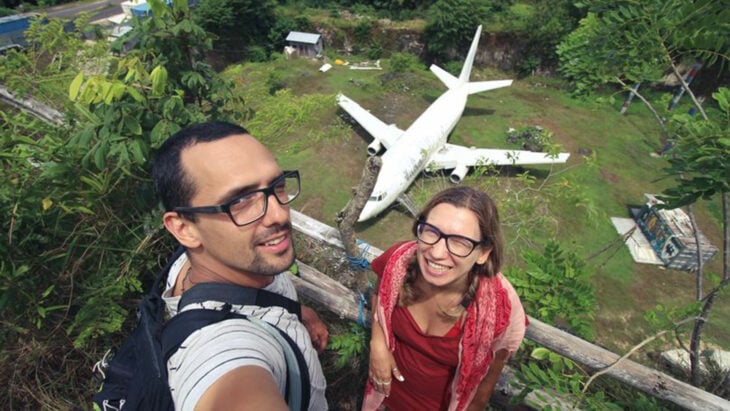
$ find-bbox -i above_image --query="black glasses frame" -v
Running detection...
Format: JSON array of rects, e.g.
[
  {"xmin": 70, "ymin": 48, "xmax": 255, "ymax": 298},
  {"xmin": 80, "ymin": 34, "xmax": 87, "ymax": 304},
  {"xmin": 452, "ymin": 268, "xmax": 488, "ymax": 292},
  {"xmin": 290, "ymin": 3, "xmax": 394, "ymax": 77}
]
[
  {"xmin": 173, "ymin": 170, "xmax": 300, "ymax": 227},
  {"xmin": 416, "ymin": 220, "xmax": 486, "ymax": 257}
]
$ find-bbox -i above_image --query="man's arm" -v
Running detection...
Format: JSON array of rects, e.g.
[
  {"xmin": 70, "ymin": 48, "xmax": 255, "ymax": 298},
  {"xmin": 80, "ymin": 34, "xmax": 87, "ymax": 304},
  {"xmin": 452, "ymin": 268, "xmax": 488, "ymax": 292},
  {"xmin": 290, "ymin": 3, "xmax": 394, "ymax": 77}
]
[
  {"xmin": 301, "ymin": 305, "xmax": 329, "ymax": 354},
  {"xmin": 465, "ymin": 349, "xmax": 510, "ymax": 411},
  {"xmin": 195, "ymin": 366, "xmax": 288, "ymax": 411}
]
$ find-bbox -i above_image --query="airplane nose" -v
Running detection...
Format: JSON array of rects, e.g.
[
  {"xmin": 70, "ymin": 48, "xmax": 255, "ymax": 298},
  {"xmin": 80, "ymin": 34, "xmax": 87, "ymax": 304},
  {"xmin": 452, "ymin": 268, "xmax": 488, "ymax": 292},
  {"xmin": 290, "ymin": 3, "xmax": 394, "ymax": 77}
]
[
  {"xmin": 357, "ymin": 210, "xmax": 372, "ymax": 222},
  {"xmin": 358, "ymin": 202, "xmax": 379, "ymax": 222}
]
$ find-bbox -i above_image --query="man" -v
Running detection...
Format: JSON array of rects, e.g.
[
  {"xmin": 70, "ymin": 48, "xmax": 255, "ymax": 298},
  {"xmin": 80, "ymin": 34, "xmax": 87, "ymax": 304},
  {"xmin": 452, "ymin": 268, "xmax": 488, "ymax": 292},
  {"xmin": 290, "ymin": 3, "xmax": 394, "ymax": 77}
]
[{"xmin": 151, "ymin": 121, "xmax": 328, "ymax": 410}]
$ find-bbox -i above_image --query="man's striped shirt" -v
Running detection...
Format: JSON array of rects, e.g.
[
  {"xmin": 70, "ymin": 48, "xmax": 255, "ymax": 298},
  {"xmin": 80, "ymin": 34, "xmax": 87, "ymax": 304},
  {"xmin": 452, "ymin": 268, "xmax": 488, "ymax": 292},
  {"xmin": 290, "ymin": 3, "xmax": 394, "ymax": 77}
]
[{"xmin": 162, "ymin": 253, "xmax": 327, "ymax": 410}]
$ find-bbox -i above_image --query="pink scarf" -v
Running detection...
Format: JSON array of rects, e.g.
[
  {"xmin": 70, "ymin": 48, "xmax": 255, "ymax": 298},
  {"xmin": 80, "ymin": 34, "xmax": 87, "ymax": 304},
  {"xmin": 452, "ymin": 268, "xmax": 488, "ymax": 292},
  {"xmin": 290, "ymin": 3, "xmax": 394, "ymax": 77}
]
[{"xmin": 362, "ymin": 241, "xmax": 511, "ymax": 411}]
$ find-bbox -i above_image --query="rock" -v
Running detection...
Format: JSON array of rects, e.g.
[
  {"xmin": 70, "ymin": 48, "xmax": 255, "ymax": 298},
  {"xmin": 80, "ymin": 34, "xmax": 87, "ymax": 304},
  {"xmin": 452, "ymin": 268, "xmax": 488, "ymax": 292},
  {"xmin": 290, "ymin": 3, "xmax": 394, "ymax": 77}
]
[{"xmin": 660, "ymin": 348, "xmax": 730, "ymax": 380}]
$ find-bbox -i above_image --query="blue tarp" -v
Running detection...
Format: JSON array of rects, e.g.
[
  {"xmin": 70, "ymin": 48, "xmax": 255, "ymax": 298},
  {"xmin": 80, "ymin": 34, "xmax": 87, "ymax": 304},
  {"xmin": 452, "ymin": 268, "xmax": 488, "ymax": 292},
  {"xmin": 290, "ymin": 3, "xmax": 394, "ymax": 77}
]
[
  {"xmin": 131, "ymin": 3, "xmax": 151, "ymax": 17},
  {"xmin": 0, "ymin": 14, "xmax": 35, "ymax": 47}
]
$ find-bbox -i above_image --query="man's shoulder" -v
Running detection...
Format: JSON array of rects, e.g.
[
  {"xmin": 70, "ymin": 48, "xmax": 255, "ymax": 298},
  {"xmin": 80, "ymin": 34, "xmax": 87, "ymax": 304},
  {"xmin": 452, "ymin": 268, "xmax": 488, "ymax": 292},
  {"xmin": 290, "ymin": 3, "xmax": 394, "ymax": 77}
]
[{"xmin": 166, "ymin": 311, "xmax": 290, "ymax": 410}]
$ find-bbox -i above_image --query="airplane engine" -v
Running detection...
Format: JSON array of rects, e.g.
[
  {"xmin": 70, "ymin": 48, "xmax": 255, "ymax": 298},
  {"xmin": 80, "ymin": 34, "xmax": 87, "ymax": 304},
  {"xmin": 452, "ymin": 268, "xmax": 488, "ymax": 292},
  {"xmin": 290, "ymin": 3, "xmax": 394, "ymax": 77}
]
[
  {"xmin": 367, "ymin": 140, "xmax": 382, "ymax": 156},
  {"xmin": 449, "ymin": 164, "xmax": 469, "ymax": 183}
]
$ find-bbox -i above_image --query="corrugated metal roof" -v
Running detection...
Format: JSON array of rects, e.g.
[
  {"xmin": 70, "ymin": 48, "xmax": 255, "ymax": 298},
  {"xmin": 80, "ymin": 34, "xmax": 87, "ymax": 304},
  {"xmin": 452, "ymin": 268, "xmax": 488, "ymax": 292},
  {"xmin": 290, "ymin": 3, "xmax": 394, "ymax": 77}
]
[{"xmin": 286, "ymin": 31, "xmax": 321, "ymax": 44}]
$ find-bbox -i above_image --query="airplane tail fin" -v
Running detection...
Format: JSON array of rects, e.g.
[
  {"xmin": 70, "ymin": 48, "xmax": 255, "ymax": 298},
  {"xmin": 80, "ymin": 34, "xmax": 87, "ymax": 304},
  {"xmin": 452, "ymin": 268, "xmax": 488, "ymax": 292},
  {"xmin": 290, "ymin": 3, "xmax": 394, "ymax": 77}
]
[
  {"xmin": 458, "ymin": 25, "xmax": 482, "ymax": 84},
  {"xmin": 430, "ymin": 25, "xmax": 512, "ymax": 94}
]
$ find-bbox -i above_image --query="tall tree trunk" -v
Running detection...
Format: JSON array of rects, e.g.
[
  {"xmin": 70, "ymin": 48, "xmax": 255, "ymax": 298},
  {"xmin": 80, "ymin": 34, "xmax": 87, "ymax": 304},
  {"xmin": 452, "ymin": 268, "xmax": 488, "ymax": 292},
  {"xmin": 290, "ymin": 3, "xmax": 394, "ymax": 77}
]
[
  {"xmin": 688, "ymin": 205, "xmax": 704, "ymax": 301},
  {"xmin": 722, "ymin": 192, "xmax": 729, "ymax": 281},
  {"xmin": 687, "ymin": 204, "xmax": 704, "ymax": 385},
  {"xmin": 687, "ymin": 193, "xmax": 729, "ymax": 386},
  {"xmin": 336, "ymin": 156, "xmax": 382, "ymax": 291}
]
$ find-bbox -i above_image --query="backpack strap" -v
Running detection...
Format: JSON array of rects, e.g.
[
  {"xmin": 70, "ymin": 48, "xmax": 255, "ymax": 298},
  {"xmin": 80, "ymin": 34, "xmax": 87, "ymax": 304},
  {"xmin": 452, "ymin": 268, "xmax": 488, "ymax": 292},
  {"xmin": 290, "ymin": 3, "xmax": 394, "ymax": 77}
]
[
  {"xmin": 249, "ymin": 317, "xmax": 311, "ymax": 411},
  {"xmin": 149, "ymin": 246, "xmax": 187, "ymax": 299},
  {"xmin": 161, "ymin": 305, "xmax": 310, "ymax": 411},
  {"xmin": 178, "ymin": 282, "xmax": 302, "ymax": 321}
]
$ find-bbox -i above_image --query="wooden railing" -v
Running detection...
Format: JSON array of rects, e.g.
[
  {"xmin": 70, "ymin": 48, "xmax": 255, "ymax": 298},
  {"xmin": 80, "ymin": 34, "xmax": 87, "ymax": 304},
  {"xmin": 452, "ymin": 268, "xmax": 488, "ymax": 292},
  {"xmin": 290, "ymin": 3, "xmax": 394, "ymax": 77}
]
[
  {"xmin": 289, "ymin": 210, "xmax": 730, "ymax": 411},
  {"xmin": 0, "ymin": 85, "xmax": 64, "ymax": 125}
]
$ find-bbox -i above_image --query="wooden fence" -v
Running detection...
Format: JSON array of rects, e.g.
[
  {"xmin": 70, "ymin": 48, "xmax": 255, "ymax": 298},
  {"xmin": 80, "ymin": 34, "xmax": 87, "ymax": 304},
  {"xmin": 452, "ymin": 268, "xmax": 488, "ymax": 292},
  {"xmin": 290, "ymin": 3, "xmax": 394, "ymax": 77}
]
[{"xmin": 0, "ymin": 85, "xmax": 64, "ymax": 124}]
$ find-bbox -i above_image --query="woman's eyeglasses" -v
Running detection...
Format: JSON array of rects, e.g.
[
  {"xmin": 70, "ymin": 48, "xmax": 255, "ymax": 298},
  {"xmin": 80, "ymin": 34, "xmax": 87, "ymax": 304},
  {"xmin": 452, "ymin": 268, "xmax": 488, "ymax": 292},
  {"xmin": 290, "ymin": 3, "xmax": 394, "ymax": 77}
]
[{"xmin": 416, "ymin": 220, "xmax": 487, "ymax": 257}]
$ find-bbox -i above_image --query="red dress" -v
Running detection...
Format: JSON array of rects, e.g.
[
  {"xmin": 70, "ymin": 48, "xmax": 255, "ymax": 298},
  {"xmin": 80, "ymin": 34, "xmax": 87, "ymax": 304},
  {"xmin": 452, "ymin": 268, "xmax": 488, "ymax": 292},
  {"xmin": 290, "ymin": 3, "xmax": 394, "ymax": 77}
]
[
  {"xmin": 385, "ymin": 306, "xmax": 461, "ymax": 410},
  {"xmin": 372, "ymin": 242, "xmax": 462, "ymax": 410}
]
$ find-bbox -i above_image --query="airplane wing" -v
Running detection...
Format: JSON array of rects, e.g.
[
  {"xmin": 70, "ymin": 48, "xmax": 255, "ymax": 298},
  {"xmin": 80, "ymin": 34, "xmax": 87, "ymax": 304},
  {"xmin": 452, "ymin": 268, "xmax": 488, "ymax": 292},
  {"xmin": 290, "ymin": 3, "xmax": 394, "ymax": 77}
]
[
  {"xmin": 429, "ymin": 143, "xmax": 570, "ymax": 169},
  {"xmin": 337, "ymin": 94, "xmax": 403, "ymax": 149}
]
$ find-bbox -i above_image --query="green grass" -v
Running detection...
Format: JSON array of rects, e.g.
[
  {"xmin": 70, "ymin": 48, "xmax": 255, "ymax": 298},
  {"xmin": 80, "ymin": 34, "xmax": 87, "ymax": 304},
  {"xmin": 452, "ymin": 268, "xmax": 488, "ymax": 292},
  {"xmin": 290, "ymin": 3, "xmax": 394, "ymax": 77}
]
[{"xmin": 222, "ymin": 56, "xmax": 729, "ymax": 354}]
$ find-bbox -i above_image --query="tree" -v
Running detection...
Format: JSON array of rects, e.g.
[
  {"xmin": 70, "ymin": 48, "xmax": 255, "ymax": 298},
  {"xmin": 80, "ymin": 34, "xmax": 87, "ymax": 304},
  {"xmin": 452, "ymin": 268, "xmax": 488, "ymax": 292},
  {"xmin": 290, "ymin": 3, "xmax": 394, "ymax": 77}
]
[
  {"xmin": 556, "ymin": 0, "xmax": 728, "ymax": 129},
  {"xmin": 1, "ymin": 0, "xmax": 245, "ymax": 406},
  {"xmin": 267, "ymin": 14, "xmax": 310, "ymax": 55},
  {"xmin": 0, "ymin": 13, "xmax": 106, "ymax": 106},
  {"xmin": 659, "ymin": 87, "xmax": 730, "ymax": 387},
  {"xmin": 193, "ymin": 0, "xmax": 276, "ymax": 59},
  {"xmin": 557, "ymin": 0, "xmax": 729, "ymax": 390},
  {"xmin": 423, "ymin": 0, "xmax": 490, "ymax": 61},
  {"xmin": 511, "ymin": 0, "xmax": 583, "ymax": 74}
]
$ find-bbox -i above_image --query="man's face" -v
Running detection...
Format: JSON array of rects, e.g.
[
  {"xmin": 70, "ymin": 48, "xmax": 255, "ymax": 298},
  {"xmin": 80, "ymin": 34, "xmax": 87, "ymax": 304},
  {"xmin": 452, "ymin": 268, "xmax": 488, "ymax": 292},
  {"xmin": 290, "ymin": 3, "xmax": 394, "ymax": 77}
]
[{"xmin": 180, "ymin": 134, "xmax": 295, "ymax": 283}]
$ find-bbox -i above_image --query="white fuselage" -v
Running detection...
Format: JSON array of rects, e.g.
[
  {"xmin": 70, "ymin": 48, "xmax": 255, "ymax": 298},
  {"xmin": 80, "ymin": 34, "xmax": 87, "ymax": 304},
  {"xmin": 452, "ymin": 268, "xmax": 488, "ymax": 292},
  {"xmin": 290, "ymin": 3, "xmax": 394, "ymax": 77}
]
[{"xmin": 358, "ymin": 89, "xmax": 469, "ymax": 221}]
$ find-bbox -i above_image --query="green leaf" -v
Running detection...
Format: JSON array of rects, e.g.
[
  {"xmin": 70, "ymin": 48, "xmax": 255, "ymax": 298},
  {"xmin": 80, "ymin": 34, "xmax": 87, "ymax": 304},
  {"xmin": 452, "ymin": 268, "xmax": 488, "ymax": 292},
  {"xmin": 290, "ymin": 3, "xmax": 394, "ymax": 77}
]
[
  {"xmin": 80, "ymin": 175, "xmax": 104, "ymax": 193},
  {"xmin": 124, "ymin": 116, "xmax": 142, "ymax": 136},
  {"xmin": 94, "ymin": 140, "xmax": 107, "ymax": 170},
  {"xmin": 69, "ymin": 72, "xmax": 84, "ymax": 101},
  {"xmin": 150, "ymin": 65, "xmax": 168, "ymax": 96},
  {"xmin": 126, "ymin": 86, "xmax": 144, "ymax": 103},
  {"xmin": 130, "ymin": 138, "xmax": 146, "ymax": 164},
  {"xmin": 41, "ymin": 285, "xmax": 55, "ymax": 299},
  {"xmin": 531, "ymin": 347, "xmax": 551, "ymax": 360}
]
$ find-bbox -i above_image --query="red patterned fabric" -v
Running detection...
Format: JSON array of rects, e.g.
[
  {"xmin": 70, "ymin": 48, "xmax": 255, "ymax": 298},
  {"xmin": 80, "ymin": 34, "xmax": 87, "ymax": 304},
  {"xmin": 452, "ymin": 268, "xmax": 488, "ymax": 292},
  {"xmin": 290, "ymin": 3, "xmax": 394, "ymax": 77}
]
[{"xmin": 362, "ymin": 241, "xmax": 512, "ymax": 411}]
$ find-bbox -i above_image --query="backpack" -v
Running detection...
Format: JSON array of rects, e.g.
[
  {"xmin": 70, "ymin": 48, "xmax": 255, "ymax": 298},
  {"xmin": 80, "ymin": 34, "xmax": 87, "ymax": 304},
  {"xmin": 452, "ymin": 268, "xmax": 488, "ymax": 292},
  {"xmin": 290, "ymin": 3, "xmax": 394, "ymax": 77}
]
[{"xmin": 92, "ymin": 248, "xmax": 311, "ymax": 411}]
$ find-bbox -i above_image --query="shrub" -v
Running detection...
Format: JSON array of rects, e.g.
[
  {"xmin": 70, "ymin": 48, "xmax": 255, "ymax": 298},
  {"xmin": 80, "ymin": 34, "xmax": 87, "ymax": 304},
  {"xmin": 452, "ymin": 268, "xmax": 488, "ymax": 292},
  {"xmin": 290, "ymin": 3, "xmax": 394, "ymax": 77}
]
[{"xmin": 387, "ymin": 52, "xmax": 422, "ymax": 73}]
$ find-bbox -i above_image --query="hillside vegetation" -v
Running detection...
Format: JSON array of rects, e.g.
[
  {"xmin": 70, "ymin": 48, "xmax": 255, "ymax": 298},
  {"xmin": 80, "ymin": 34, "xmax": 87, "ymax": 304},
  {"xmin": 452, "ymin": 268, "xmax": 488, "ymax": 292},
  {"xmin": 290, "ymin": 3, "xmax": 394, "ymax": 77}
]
[{"xmin": 1, "ymin": 0, "xmax": 727, "ymax": 408}]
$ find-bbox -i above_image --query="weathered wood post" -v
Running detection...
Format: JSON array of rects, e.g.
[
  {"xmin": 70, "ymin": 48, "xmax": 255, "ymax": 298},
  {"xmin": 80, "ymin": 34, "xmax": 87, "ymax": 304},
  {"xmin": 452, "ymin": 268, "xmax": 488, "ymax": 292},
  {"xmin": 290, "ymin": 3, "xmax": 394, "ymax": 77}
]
[{"xmin": 335, "ymin": 156, "xmax": 382, "ymax": 292}]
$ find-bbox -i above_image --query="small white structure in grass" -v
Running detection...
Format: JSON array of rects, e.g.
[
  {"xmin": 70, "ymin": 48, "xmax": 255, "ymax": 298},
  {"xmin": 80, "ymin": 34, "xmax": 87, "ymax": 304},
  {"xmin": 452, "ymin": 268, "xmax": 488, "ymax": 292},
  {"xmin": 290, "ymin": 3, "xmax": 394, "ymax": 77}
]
[
  {"xmin": 285, "ymin": 31, "xmax": 323, "ymax": 59},
  {"xmin": 633, "ymin": 194, "xmax": 717, "ymax": 271}
]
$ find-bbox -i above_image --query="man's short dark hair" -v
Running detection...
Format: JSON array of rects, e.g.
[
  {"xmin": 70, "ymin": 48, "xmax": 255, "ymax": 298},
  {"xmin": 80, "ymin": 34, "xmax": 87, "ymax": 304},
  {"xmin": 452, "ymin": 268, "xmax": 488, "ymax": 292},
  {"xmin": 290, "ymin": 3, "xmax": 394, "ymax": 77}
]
[{"xmin": 152, "ymin": 121, "xmax": 249, "ymax": 211}]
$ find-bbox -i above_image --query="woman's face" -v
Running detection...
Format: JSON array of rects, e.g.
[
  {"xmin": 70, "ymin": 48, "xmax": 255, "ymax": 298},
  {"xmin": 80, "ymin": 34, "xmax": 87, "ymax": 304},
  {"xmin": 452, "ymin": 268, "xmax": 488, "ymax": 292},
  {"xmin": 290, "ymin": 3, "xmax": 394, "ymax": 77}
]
[{"xmin": 416, "ymin": 203, "xmax": 491, "ymax": 290}]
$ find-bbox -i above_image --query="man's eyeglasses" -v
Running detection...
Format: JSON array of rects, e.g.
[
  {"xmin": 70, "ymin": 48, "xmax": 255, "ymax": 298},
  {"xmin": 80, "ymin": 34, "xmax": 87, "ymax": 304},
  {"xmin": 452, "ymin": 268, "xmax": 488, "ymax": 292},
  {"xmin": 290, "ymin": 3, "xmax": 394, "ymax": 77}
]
[
  {"xmin": 416, "ymin": 220, "xmax": 487, "ymax": 257},
  {"xmin": 174, "ymin": 170, "xmax": 300, "ymax": 227}
]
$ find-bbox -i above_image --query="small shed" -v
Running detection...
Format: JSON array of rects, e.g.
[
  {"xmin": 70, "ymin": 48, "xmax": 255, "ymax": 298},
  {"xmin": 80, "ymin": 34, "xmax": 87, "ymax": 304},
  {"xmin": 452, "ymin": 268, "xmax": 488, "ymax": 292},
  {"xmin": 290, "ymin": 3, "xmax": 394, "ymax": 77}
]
[
  {"xmin": 632, "ymin": 194, "xmax": 717, "ymax": 271},
  {"xmin": 285, "ymin": 31, "xmax": 323, "ymax": 59}
]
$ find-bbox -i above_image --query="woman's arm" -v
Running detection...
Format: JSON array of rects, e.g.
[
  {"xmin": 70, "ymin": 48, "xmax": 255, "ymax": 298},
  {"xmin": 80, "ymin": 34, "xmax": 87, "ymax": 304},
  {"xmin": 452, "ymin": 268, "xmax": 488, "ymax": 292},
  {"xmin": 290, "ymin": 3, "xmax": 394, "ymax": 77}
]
[
  {"xmin": 368, "ymin": 294, "xmax": 404, "ymax": 396},
  {"xmin": 465, "ymin": 349, "xmax": 510, "ymax": 411}
]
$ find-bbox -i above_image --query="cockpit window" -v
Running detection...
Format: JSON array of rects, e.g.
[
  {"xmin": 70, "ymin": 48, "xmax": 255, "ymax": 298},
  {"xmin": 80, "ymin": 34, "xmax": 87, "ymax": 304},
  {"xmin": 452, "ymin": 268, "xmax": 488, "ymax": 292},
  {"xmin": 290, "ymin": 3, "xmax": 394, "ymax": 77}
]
[{"xmin": 369, "ymin": 192, "xmax": 385, "ymax": 202}]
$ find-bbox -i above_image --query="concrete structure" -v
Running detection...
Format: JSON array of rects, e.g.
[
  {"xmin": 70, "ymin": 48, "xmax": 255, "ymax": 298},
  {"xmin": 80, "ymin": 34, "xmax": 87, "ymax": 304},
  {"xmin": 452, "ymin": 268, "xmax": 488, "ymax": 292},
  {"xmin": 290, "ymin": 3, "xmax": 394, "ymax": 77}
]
[
  {"xmin": 632, "ymin": 194, "xmax": 717, "ymax": 271},
  {"xmin": 285, "ymin": 31, "xmax": 323, "ymax": 59}
]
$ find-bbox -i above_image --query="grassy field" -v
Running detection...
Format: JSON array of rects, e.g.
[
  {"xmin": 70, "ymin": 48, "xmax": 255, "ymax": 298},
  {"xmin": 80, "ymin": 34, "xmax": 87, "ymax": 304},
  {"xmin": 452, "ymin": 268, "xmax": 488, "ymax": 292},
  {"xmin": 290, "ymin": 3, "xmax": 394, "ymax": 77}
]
[{"xmin": 222, "ymin": 57, "xmax": 728, "ymax": 358}]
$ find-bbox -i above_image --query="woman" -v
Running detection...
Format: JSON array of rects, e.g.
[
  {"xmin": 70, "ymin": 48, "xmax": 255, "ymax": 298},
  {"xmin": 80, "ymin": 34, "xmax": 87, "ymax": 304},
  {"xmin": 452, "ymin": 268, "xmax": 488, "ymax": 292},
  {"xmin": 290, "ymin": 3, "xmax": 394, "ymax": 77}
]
[{"xmin": 363, "ymin": 186, "xmax": 526, "ymax": 411}]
